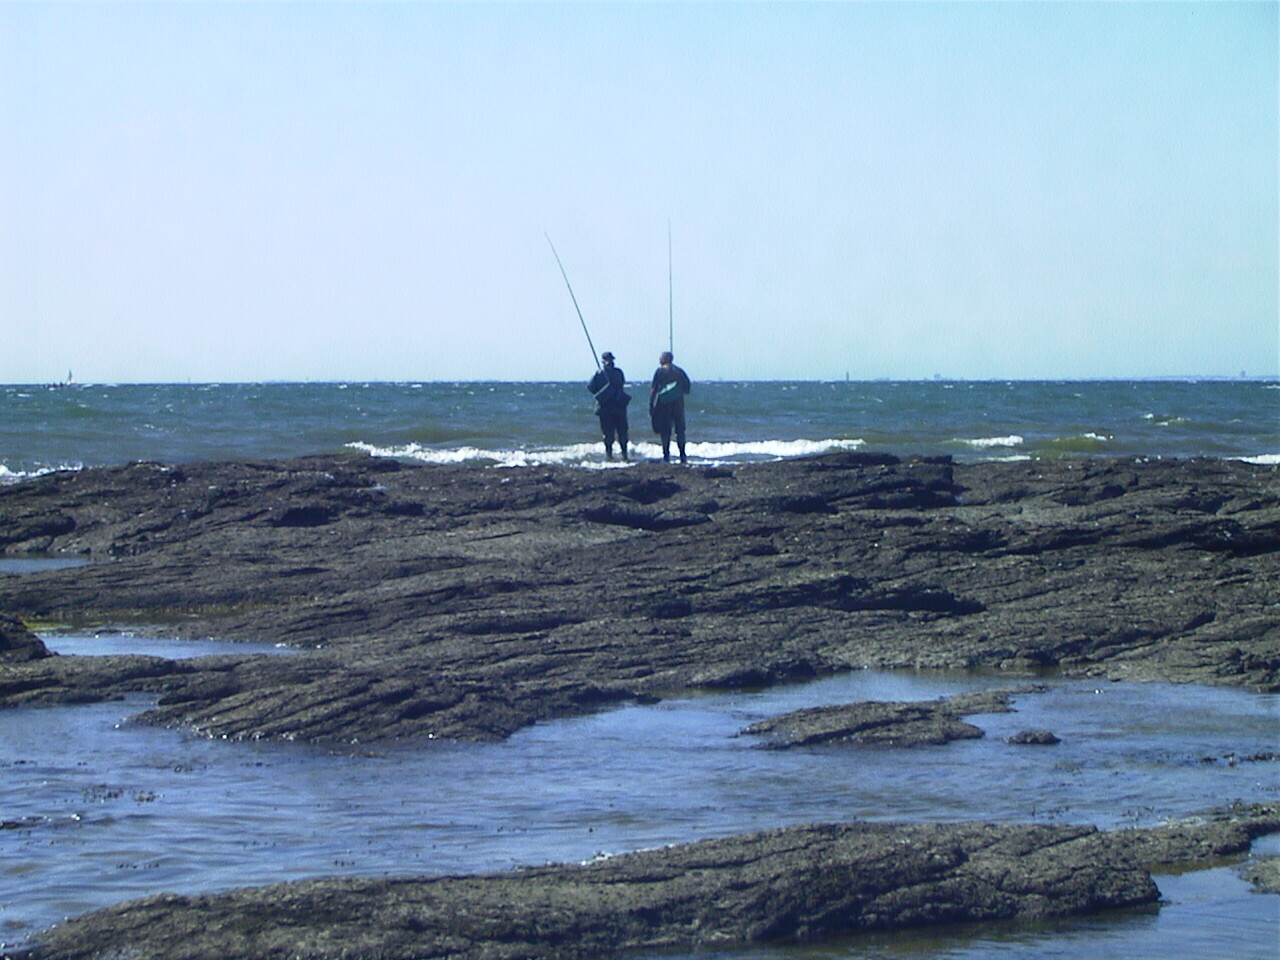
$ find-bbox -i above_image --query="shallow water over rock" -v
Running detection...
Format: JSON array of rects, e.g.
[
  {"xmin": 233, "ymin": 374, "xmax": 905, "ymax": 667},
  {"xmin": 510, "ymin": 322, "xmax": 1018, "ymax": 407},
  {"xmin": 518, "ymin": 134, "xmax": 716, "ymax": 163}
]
[
  {"xmin": 0, "ymin": 556, "xmax": 89, "ymax": 575},
  {"xmin": 40, "ymin": 632, "xmax": 291, "ymax": 659},
  {"xmin": 2, "ymin": 664, "xmax": 1277, "ymax": 957}
]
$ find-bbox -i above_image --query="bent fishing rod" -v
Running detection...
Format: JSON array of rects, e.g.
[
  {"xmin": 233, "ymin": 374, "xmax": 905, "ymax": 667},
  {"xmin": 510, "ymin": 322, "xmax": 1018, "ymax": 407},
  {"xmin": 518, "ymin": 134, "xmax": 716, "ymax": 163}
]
[
  {"xmin": 545, "ymin": 233, "xmax": 601, "ymax": 371},
  {"xmin": 667, "ymin": 221, "xmax": 674, "ymax": 354}
]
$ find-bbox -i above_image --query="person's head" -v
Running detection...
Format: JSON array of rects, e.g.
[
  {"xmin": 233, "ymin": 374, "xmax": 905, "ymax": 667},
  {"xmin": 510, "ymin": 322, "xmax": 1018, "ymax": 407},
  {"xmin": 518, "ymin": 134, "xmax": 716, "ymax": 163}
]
[
  {"xmin": 601, "ymin": 351, "xmax": 615, "ymax": 366},
  {"xmin": 659, "ymin": 351, "xmax": 673, "ymax": 365}
]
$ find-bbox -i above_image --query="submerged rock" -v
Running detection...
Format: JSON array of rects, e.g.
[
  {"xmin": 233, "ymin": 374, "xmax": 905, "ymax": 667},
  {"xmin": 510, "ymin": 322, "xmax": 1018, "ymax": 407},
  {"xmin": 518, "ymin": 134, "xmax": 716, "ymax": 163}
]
[
  {"xmin": 1242, "ymin": 856, "xmax": 1280, "ymax": 893},
  {"xmin": 1007, "ymin": 729, "xmax": 1061, "ymax": 745}
]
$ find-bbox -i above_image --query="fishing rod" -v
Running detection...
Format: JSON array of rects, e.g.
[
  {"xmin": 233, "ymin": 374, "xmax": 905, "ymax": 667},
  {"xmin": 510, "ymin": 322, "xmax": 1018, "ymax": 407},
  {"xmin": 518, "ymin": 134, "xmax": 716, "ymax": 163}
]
[
  {"xmin": 545, "ymin": 233, "xmax": 601, "ymax": 371},
  {"xmin": 667, "ymin": 221, "xmax": 674, "ymax": 354}
]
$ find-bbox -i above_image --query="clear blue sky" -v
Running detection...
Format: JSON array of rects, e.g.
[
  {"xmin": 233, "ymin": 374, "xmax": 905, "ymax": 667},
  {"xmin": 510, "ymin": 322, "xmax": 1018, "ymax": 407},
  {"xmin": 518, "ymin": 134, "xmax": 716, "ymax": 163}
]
[{"xmin": 2, "ymin": 2, "xmax": 1276, "ymax": 383}]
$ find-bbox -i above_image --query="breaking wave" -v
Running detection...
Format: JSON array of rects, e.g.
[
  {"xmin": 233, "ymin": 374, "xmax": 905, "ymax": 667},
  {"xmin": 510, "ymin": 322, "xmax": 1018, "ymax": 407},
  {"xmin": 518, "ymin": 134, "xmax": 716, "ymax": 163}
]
[
  {"xmin": 1043, "ymin": 433, "xmax": 1114, "ymax": 454},
  {"xmin": 955, "ymin": 435, "xmax": 1024, "ymax": 449},
  {"xmin": 0, "ymin": 463, "xmax": 82, "ymax": 485},
  {"xmin": 347, "ymin": 437, "xmax": 865, "ymax": 468}
]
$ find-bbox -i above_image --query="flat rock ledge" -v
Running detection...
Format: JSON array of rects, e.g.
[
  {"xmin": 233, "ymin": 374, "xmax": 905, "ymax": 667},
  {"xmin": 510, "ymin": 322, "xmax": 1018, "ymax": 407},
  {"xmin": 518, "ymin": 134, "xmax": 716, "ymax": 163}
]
[
  {"xmin": 17, "ymin": 804, "xmax": 1280, "ymax": 960},
  {"xmin": 2, "ymin": 453, "xmax": 1276, "ymax": 745},
  {"xmin": 743, "ymin": 689, "xmax": 1029, "ymax": 748}
]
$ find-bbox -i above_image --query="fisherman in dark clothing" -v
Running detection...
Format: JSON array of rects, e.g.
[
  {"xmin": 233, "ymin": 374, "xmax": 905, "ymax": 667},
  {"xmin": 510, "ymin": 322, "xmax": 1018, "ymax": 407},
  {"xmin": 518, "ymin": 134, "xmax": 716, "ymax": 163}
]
[
  {"xmin": 588, "ymin": 352, "xmax": 630, "ymax": 461},
  {"xmin": 649, "ymin": 350, "xmax": 691, "ymax": 463}
]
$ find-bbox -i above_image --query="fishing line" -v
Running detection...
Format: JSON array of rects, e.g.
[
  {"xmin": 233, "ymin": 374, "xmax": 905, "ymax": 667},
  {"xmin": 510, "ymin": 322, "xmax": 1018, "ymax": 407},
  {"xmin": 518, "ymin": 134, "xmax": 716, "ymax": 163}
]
[{"xmin": 545, "ymin": 234, "xmax": 601, "ymax": 371}]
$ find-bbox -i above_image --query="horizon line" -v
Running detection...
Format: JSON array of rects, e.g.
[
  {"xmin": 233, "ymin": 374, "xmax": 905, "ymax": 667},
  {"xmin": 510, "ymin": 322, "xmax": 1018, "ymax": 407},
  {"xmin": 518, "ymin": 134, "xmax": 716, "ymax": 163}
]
[{"xmin": 5, "ymin": 375, "xmax": 1278, "ymax": 388}]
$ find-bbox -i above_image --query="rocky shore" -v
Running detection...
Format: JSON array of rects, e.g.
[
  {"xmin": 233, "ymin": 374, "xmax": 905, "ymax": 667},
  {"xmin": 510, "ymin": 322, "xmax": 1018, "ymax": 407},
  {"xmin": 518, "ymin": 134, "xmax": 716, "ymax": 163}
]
[
  {"xmin": 2, "ymin": 452, "xmax": 1278, "ymax": 957},
  {"xmin": 13, "ymin": 803, "xmax": 1280, "ymax": 960},
  {"xmin": 1, "ymin": 453, "xmax": 1277, "ymax": 743}
]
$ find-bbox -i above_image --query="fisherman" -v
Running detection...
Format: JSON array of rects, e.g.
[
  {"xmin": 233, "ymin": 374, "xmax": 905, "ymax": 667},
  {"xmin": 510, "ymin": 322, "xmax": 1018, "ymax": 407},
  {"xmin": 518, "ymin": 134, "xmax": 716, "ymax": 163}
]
[
  {"xmin": 649, "ymin": 350, "xmax": 692, "ymax": 464},
  {"xmin": 588, "ymin": 351, "xmax": 630, "ymax": 461}
]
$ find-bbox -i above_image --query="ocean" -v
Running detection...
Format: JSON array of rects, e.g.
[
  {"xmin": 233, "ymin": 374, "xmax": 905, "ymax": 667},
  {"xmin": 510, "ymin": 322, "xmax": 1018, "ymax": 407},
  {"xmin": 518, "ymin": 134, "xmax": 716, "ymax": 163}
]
[{"xmin": 2, "ymin": 379, "xmax": 1277, "ymax": 480}]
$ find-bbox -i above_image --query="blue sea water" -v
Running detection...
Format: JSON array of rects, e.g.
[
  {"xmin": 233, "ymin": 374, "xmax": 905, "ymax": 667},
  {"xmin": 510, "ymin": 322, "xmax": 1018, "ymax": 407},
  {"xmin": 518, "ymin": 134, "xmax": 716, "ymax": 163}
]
[{"xmin": 1, "ymin": 379, "xmax": 1276, "ymax": 480}]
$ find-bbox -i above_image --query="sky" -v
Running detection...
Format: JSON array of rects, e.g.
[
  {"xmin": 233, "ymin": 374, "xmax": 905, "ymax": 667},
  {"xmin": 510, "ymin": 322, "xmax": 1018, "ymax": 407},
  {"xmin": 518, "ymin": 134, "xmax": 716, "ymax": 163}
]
[{"xmin": 1, "ymin": 2, "xmax": 1276, "ymax": 384}]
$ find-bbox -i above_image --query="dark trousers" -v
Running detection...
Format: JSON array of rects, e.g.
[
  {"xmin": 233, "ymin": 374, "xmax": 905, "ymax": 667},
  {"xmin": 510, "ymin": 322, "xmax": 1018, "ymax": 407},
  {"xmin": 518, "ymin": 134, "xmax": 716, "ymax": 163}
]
[
  {"xmin": 598, "ymin": 406, "xmax": 629, "ymax": 457},
  {"xmin": 652, "ymin": 402, "xmax": 686, "ymax": 461}
]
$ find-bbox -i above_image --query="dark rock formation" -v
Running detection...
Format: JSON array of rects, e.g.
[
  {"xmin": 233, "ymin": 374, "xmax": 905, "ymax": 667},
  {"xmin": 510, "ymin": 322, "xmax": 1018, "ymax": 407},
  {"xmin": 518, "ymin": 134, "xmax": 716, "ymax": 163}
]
[
  {"xmin": 0, "ymin": 453, "xmax": 1276, "ymax": 744},
  {"xmin": 1007, "ymin": 729, "xmax": 1061, "ymax": 745},
  {"xmin": 743, "ymin": 689, "xmax": 1028, "ymax": 748},
  {"xmin": 0, "ymin": 612, "xmax": 51, "ymax": 663},
  {"xmin": 18, "ymin": 804, "xmax": 1280, "ymax": 960},
  {"xmin": 1242, "ymin": 857, "xmax": 1280, "ymax": 893}
]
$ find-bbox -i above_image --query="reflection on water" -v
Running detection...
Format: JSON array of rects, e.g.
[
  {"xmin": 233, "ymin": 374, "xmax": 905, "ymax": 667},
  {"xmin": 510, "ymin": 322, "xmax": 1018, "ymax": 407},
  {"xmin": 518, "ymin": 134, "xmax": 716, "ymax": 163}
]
[{"xmin": 1, "ymin": 666, "xmax": 1277, "ymax": 957}]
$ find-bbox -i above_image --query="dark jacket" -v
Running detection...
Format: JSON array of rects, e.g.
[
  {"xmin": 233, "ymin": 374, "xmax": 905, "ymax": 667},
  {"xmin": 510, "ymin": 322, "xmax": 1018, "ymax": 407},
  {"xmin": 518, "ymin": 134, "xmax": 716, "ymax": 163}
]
[
  {"xmin": 589, "ymin": 365, "xmax": 629, "ymax": 411},
  {"xmin": 650, "ymin": 364, "xmax": 690, "ymax": 409}
]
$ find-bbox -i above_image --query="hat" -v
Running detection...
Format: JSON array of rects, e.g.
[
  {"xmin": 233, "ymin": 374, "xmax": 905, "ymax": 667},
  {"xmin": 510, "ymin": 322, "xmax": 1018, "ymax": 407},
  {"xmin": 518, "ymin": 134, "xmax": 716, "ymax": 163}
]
[{"xmin": 601, "ymin": 352, "xmax": 615, "ymax": 362}]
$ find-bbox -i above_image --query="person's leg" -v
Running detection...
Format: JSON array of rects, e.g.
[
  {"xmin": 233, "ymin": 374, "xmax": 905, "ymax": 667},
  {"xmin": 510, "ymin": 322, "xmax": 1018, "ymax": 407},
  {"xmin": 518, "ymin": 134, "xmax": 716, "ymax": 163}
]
[
  {"xmin": 673, "ymin": 406, "xmax": 687, "ymax": 463},
  {"xmin": 654, "ymin": 406, "xmax": 672, "ymax": 461},
  {"xmin": 600, "ymin": 414, "xmax": 616, "ymax": 459},
  {"xmin": 617, "ymin": 411, "xmax": 629, "ymax": 461}
]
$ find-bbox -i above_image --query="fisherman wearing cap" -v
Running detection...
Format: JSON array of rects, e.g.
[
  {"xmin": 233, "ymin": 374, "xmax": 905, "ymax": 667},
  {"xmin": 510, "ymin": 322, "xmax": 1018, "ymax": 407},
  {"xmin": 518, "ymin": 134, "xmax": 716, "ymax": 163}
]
[{"xmin": 588, "ymin": 351, "xmax": 631, "ymax": 461}]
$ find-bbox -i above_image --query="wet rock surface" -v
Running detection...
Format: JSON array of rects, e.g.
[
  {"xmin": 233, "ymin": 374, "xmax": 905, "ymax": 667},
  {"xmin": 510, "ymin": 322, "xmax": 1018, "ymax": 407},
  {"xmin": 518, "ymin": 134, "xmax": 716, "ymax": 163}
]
[
  {"xmin": 1007, "ymin": 728, "xmax": 1062, "ymax": 746},
  {"xmin": 3, "ymin": 454, "xmax": 1279, "ymax": 958},
  {"xmin": 17, "ymin": 804, "xmax": 1280, "ymax": 960},
  {"xmin": 0, "ymin": 453, "xmax": 1277, "ymax": 744},
  {"xmin": 1242, "ymin": 856, "xmax": 1280, "ymax": 893},
  {"xmin": 743, "ymin": 689, "xmax": 1028, "ymax": 748},
  {"xmin": 0, "ymin": 612, "xmax": 50, "ymax": 663}
]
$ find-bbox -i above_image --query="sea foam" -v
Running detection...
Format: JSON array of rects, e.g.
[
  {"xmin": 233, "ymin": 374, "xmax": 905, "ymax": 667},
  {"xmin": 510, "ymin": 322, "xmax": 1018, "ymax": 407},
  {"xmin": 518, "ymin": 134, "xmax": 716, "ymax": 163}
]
[
  {"xmin": 0, "ymin": 463, "xmax": 81, "ymax": 485},
  {"xmin": 347, "ymin": 438, "xmax": 865, "ymax": 468},
  {"xmin": 956, "ymin": 436, "xmax": 1024, "ymax": 449}
]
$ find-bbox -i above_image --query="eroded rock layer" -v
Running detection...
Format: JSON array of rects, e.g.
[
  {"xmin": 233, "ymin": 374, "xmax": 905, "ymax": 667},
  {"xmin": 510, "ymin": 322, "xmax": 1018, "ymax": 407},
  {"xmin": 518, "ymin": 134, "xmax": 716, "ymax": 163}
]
[
  {"xmin": 18, "ymin": 805, "xmax": 1280, "ymax": 960},
  {"xmin": 0, "ymin": 453, "xmax": 1276, "ymax": 744}
]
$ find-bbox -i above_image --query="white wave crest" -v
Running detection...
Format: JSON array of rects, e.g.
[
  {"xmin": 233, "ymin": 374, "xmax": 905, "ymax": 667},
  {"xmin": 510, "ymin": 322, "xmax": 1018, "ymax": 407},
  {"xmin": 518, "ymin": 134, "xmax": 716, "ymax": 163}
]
[
  {"xmin": 680, "ymin": 438, "xmax": 865, "ymax": 460},
  {"xmin": 956, "ymin": 436, "xmax": 1024, "ymax": 449},
  {"xmin": 1237, "ymin": 453, "xmax": 1280, "ymax": 465},
  {"xmin": 0, "ymin": 463, "xmax": 82, "ymax": 485},
  {"xmin": 347, "ymin": 437, "xmax": 865, "ymax": 468},
  {"xmin": 345, "ymin": 441, "xmax": 601, "ymax": 467}
]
